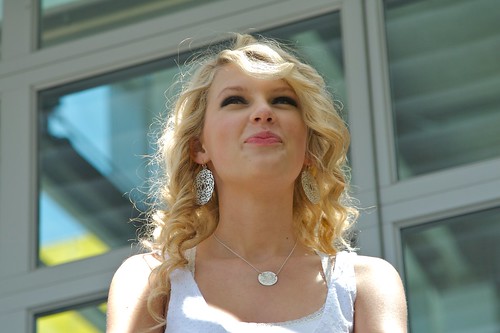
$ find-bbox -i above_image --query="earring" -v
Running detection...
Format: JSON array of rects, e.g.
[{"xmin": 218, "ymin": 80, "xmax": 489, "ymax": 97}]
[
  {"xmin": 301, "ymin": 169, "xmax": 320, "ymax": 204},
  {"xmin": 195, "ymin": 164, "xmax": 214, "ymax": 205}
]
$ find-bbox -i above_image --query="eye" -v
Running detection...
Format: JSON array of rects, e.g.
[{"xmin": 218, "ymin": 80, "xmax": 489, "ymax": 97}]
[
  {"xmin": 273, "ymin": 96, "xmax": 298, "ymax": 107},
  {"xmin": 221, "ymin": 95, "xmax": 247, "ymax": 107}
]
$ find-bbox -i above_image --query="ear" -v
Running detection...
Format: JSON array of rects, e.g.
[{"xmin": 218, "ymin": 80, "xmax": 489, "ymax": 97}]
[{"xmin": 189, "ymin": 137, "xmax": 209, "ymax": 164}]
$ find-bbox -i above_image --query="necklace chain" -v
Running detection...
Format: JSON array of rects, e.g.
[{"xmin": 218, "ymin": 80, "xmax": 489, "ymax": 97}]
[{"xmin": 213, "ymin": 234, "xmax": 298, "ymax": 286}]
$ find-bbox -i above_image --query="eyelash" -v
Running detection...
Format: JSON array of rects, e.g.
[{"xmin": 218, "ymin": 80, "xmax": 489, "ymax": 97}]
[
  {"xmin": 273, "ymin": 96, "xmax": 298, "ymax": 107},
  {"xmin": 220, "ymin": 96, "xmax": 298, "ymax": 108},
  {"xmin": 221, "ymin": 96, "xmax": 247, "ymax": 107}
]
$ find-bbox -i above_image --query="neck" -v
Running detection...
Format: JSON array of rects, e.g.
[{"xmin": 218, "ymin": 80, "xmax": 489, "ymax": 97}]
[{"xmin": 213, "ymin": 184, "xmax": 296, "ymax": 260}]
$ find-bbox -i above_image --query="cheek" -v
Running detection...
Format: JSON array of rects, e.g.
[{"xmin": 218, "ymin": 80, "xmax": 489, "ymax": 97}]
[
  {"xmin": 298, "ymin": 130, "xmax": 308, "ymax": 158},
  {"xmin": 288, "ymin": 117, "xmax": 308, "ymax": 144},
  {"xmin": 292, "ymin": 120, "xmax": 308, "ymax": 158},
  {"xmin": 202, "ymin": 114, "xmax": 242, "ymax": 155}
]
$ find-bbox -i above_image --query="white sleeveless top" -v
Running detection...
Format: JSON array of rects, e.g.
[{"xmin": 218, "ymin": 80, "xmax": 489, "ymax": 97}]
[{"xmin": 165, "ymin": 249, "xmax": 356, "ymax": 333}]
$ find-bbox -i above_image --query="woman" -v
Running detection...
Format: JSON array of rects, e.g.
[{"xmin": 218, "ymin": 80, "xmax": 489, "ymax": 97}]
[{"xmin": 107, "ymin": 34, "xmax": 407, "ymax": 332}]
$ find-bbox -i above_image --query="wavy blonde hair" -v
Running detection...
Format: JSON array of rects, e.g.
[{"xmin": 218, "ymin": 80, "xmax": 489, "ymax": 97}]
[{"xmin": 143, "ymin": 33, "xmax": 358, "ymax": 325}]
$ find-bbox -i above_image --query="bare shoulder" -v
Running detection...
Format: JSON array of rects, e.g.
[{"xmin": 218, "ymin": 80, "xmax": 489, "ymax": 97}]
[
  {"xmin": 354, "ymin": 255, "xmax": 402, "ymax": 284},
  {"xmin": 353, "ymin": 255, "xmax": 408, "ymax": 333},
  {"xmin": 113, "ymin": 252, "xmax": 163, "ymax": 279},
  {"xmin": 109, "ymin": 252, "xmax": 163, "ymax": 296},
  {"xmin": 107, "ymin": 253, "xmax": 164, "ymax": 333}
]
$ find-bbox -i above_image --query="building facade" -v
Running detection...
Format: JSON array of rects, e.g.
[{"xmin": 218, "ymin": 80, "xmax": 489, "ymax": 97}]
[{"xmin": 0, "ymin": 0, "xmax": 499, "ymax": 332}]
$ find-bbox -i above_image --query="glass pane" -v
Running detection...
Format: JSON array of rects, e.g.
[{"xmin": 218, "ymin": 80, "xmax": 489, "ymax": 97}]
[
  {"xmin": 38, "ymin": 12, "xmax": 344, "ymax": 267},
  {"xmin": 38, "ymin": 58, "xmax": 181, "ymax": 266},
  {"xmin": 36, "ymin": 301, "xmax": 106, "ymax": 333},
  {"xmin": 402, "ymin": 207, "xmax": 500, "ymax": 333},
  {"xmin": 384, "ymin": 0, "xmax": 500, "ymax": 179},
  {"xmin": 38, "ymin": 0, "xmax": 221, "ymax": 48}
]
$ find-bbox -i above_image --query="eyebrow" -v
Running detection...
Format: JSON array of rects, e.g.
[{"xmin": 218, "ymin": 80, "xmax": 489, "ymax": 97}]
[
  {"xmin": 216, "ymin": 85, "xmax": 297, "ymax": 99},
  {"xmin": 216, "ymin": 86, "xmax": 246, "ymax": 98}
]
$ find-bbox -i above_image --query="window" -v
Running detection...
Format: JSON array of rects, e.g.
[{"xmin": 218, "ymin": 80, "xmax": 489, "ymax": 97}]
[
  {"xmin": 35, "ymin": 300, "xmax": 106, "ymax": 332},
  {"xmin": 38, "ymin": 0, "xmax": 222, "ymax": 48},
  {"xmin": 38, "ymin": 58, "xmax": 178, "ymax": 266},
  {"xmin": 384, "ymin": 0, "xmax": 500, "ymax": 179},
  {"xmin": 402, "ymin": 207, "xmax": 500, "ymax": 332}
]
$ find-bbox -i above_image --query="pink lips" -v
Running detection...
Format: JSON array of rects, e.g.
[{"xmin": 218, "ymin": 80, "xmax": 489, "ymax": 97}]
[{"xmin": 245, "ymin": 131, "xmax": 282, "ymax": 145}]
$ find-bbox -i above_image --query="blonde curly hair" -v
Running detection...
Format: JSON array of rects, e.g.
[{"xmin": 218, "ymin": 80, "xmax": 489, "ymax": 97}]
[{"xmin": 143, "ymin": 33, "xmax": 358, "ymax": 325}]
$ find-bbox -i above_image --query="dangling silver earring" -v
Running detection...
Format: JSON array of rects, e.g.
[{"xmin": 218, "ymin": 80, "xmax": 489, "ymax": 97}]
[
  {"xmin": 301, "ymin": 169, "xmax": 320, "ymax": 204},
  {"xmin": 195, "ymin": 164, "xmax": 214, "ymax": 205}
]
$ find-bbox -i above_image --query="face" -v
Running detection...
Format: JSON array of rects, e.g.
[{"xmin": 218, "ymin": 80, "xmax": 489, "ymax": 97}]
[{"xmin": 195, "ymin": 64, "xmax": 308, "ymax": 188}]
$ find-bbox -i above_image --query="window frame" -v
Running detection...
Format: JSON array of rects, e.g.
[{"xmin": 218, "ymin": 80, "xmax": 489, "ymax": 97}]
[{"xmin": 364, "ymin": 0, "xmax": 500, "ymax": 282}]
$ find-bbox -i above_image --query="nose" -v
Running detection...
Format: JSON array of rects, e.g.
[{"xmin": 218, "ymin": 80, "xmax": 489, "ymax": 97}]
[{"xmin": 251, "ymin": 101, "xmax": 275, "ymax": 124}]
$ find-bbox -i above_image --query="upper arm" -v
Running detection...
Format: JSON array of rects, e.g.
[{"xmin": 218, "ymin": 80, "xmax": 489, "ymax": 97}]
[
  {"xmin": 106, "ymin": 253, "xmax": 164, "ymax": 333},
  {"xmin": 353, "ymin": 255, "xmax": 408, "ymax": 333}
]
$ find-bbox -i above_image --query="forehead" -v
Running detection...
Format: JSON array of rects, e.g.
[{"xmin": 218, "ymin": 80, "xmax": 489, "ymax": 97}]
[{"xmin": 208, "ymin": 64, "xmax": 296, "ymax": 97}]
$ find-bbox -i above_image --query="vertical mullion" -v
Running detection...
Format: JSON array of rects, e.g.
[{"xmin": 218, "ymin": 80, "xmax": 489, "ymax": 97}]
[
  {"xmin": 0, "ymin": 3, "xmax": 38, "ymax": 332},
  {"xmin": 0, "ymin": 310, "xmax": 28, "ymax": 333},
  {"xmin": 2, "ymin": 0, "xmax": 35, "ymax": 60},
  {"xmin": 0, "ymin": 85, "xmax": 36, "ymax": 280},
  {"xmin": 342, "ymin": 0, "xmax": 383, "ymax": 257},
  {"xmin": 363, "ymin": 0, "xmax": 404, "ymax": 267},
  {"xmin": 0, "ymin": 85, "xmax": 37, "ymax": 333},
  {"xmin": 365, "ymin": 0, "xmax": 398, "ymax": 188}
]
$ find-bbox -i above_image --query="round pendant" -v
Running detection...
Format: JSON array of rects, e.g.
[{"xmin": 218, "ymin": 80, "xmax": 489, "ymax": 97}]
[{"xmin": 258, "ymin": 271, "xmax": 278, "ymax": 286}]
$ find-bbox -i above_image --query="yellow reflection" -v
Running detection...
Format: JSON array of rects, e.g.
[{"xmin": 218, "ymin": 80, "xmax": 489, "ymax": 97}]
[
  {"xmin": 40, "ymin": 233, "xmax": 110, "ymax": 266},
  {"xmin": 97, "ymin": 303, "xmax": 107, "ymax": 313},
  {"xmin": 37, "ymin": 309, "xmax": 101, "ymax": 333}
]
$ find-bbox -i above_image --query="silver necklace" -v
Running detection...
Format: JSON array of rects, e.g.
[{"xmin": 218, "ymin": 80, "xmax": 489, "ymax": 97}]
[{"xmin": 213, "ymin": 234, "xmax": 298, "ymax": 286}]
